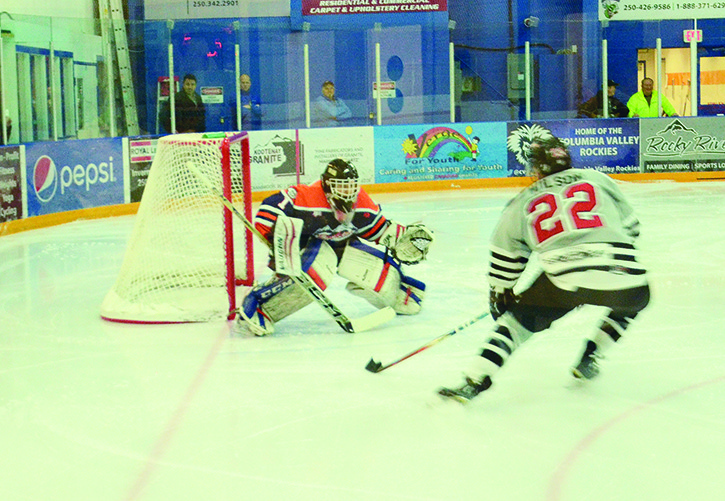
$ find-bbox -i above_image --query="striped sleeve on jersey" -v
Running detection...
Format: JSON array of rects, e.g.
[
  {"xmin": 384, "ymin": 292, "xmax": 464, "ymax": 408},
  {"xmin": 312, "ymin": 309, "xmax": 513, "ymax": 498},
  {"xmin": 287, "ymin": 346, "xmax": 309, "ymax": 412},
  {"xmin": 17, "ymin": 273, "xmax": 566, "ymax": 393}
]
[
  {"xmin": 622, "ymin": 214, "xmax": 641, "ymax": 238},
  {"xmin": 489, "ymin": 244, "xmax": 529, "ymax": 289},
  {"xmin": 354, "ymin": 189, "xmax": 388, "ymax": 241},
  {"xmin": 358, "ymin": 212, "xmax": 388, "ymax": 241},
  {"xmin": 253, "ymin": 206, "xmax": 282, "ymax": 242},
  {"xmin": 254, "ymin": 191, "xmax": 291, "ymax": 242}
]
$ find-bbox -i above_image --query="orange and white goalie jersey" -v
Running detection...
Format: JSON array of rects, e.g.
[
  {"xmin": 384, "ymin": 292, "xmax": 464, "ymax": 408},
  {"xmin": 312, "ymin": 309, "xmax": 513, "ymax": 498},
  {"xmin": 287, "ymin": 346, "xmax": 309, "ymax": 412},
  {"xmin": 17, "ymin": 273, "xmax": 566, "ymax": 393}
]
[
  {"xmin": 489, "ymin": 168, "xmax": 647, "ymax": 292},
  {"xmin": 254, "ymin": 180, "xmax": 388, "ymax": 251}
]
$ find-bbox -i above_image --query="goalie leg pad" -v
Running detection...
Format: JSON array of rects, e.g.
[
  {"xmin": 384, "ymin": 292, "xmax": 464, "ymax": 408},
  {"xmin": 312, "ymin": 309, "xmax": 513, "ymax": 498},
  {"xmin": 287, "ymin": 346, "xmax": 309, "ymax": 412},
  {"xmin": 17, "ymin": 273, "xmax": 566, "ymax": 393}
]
[
  {"xmin": 301, "ymin": 239, "xmax": 338, "ymax": 290},
  {"xmin": 339, "ymin": 240, "xmax": 398, "ymax": 308},
  {"xmin": 240, "ymin": 276, "xmax": 313, "ymax": 336},
  {"xmin": 395, "ymin": 275, "xmax": 426, "ymax": 315},
  {"xmin": 339, "ymin": 240, "xmax": 426, "ymax": 315},
  {"xmin": 239, "ymin": 239, "xmax": 339, "ymax": 335},
  {"xmin": 240, "ymin": 276, "xmax": 290, "ymax": 336}
]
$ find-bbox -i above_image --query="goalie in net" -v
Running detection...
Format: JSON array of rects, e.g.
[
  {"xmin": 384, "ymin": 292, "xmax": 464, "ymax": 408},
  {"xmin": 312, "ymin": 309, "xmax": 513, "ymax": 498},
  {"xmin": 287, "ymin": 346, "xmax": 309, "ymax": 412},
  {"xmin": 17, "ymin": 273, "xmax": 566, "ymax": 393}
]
[{"xmin": 238, "ymin": 158, "xmax": 435, "ymax": 336}]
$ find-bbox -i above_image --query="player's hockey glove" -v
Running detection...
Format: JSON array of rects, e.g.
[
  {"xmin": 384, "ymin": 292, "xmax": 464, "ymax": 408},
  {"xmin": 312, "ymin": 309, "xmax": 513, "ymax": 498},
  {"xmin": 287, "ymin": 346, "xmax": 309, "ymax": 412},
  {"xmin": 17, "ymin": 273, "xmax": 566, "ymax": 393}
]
[
  {"xmin": 489, "ymin": 286, "xmax": 516, "ymax": 320},
  {"xmin": 378, "ymin": 222, "xmax": 435, "ymax": 265}
]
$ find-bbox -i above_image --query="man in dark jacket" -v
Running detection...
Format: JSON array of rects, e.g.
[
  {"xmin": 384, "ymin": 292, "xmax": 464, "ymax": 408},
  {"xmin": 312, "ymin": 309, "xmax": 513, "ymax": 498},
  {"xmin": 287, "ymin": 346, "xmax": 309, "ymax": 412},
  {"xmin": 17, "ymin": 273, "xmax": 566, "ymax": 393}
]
[
  {"xmin": 577, "ymin": 79, "xmax": 628, "ymax": 118},
  {"xmin": 163, "ymin": 73, "xmax": 206, "ymax": 133}
]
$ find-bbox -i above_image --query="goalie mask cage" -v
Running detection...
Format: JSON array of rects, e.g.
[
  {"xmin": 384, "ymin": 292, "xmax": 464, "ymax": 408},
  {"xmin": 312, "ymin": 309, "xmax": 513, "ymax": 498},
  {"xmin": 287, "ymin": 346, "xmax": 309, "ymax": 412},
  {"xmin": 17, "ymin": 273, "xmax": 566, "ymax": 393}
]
[{"xmin": 101, "ymin": 132, "xmax": 254, "ymax": 323}]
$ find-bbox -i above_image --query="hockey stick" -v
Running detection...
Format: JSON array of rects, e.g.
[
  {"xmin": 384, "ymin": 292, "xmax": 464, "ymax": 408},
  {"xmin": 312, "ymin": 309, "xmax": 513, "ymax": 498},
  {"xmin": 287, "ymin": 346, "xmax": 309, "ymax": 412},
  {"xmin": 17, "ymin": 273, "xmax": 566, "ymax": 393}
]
[
  {"xmin": 365, "ymin": 311, "xmax": 490, "ymax": 373},
  {"xmin": 186, "ymin": 161, "xmax": 396, "ymax": 333}
]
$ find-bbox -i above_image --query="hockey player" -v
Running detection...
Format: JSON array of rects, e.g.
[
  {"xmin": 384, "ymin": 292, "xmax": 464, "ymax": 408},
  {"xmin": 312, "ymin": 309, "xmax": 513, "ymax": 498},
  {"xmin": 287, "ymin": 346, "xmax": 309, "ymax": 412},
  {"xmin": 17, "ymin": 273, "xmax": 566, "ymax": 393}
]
[
  {"xmin": 439, "ymin": 136, "xmax": 650, "ymax": 403},
  {"xmin": 239, "ymin": 158, "xmax": 434, "ymax": 336}
]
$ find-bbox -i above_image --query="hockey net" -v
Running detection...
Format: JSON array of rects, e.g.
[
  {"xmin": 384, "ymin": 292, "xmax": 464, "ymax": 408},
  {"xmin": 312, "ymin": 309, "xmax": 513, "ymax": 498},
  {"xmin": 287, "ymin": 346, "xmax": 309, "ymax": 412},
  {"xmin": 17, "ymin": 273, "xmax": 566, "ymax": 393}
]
[{"xmin": 101, "ymin": 132, "xmax": 254, "ymax": 323}]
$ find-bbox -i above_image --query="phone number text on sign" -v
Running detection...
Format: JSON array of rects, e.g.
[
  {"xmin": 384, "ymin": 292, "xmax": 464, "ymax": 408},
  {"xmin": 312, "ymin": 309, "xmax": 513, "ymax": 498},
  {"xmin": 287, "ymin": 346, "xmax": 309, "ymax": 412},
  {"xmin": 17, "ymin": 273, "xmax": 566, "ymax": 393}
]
[
  {"xmin": 602, "ymin": 0, "xmax": 725, "ymax": 20},
  {"xmin": 677, "ymin": 2, "xmax": 725, "ymax": 8},
  {"xmin": 191, "ymin": 0, "xmax": 239, "ymax": 8}
]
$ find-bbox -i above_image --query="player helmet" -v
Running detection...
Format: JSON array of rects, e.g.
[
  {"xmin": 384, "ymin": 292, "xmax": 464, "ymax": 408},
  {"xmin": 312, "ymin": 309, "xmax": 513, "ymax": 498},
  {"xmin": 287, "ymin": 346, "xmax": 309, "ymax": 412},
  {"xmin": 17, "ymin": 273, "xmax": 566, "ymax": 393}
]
[
  {"xmin": 527, "ymin": 137, "xmax": 571, "ymax": 177},
  {"xmin": 321, "ymin": 159, "xmax": 360, "ymax": 215}
]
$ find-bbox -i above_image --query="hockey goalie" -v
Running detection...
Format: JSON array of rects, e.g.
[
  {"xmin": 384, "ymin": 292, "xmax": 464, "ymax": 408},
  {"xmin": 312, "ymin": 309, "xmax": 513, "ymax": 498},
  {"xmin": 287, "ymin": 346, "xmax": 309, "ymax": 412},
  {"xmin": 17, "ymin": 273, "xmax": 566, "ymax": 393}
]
[{"xmin": 238, "ymin": 158, "xmax": 434, "ymax": 336}]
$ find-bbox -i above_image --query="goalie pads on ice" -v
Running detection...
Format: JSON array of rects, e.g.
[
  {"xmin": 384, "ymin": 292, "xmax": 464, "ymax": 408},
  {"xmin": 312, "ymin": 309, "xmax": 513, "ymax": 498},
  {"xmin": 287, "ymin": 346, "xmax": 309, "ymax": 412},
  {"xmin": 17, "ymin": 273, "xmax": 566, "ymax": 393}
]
[
  {"xmin": 339, "ymin": 240, "xmax": 425, "ymax": 315},
  {"xmin": 238, "ymin": 240, "xmax": 338, "ymax": 336},
  {"xmin": 378, "ymin": 221, "xmax": 434, "ymax": 265}
]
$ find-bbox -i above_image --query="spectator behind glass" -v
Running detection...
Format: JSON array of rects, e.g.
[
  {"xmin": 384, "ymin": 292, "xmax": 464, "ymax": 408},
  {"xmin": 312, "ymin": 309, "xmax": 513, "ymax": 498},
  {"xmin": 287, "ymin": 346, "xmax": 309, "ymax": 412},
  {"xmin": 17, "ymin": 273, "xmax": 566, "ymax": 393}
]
[
  {"xmin": 627, "ymin": 77, "xmax": 679, "ymax": 118},
  {"xmin": 164, "ymin": 73, "xmax": 206, "ymax": 133},
  {"xmin": 312, "ymin": 80, "xmax": 352, "ymax": 127},
  {"xmin": 1, "ymin": 116, "xmax": 11, "ymax": 146},
  {"xmin": 577, "ymin": 79, "xmax": 629, "ymax": 118},
  {"xmin": 1, "ymin": 93, "xmax": 12, "ymax": 145},
  {"xmin": 232, "ymin": 73, "xmax": 262, "ymax": 130}
]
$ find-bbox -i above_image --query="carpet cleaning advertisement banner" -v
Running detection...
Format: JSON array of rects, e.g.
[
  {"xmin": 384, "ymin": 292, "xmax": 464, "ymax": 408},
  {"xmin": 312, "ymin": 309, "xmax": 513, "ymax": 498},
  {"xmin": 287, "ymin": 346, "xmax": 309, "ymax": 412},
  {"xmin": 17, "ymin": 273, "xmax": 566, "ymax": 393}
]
[
  {"xmin": 25, "ymin": 138, "xmax": 124, "ymax": 217},
  {"xmin": 302, "ymin": 0, "xmax": 447, "ymax": 16},
  {"xmin": 640, "ymin": 117, "xmax": 725, "ymax": 173},
  {"xmin": 506, "ymin": 120, "xmax": 640, "ymax": 176},
  {"xmin": 0, "ymin": 146, "xmax": 23, "ymax": 223},
  {"xmin": 374, "ymin": 123, "xmax": 507, "ymax": 183},
  {"xmin": 599, "ymin": 0, "xmax": 725, "ymax": 21},
  {"xmin": 248, "ymin": 127, "xmax": 375, "ymax": 192}
]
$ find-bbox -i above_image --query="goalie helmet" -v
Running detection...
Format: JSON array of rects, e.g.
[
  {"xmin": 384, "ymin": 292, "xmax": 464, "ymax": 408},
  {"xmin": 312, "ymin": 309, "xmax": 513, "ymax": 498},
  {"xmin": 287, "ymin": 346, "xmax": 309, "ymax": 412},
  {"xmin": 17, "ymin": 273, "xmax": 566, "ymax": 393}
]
[
  {"xmin": 527, "ymin": 137, "xmax": 571, "ymax": 177},
  {"xmin": 321, "ymin": 159, "xmax": 360, "ymax": 215}
]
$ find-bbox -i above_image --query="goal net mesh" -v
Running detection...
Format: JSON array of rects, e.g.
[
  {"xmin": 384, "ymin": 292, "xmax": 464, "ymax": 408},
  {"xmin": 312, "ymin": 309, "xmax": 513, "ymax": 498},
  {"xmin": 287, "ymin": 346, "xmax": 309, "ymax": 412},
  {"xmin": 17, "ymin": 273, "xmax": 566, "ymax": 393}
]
[{"xmin": 101, "ymin": 132, "xmax": 253, "ymax": 323}]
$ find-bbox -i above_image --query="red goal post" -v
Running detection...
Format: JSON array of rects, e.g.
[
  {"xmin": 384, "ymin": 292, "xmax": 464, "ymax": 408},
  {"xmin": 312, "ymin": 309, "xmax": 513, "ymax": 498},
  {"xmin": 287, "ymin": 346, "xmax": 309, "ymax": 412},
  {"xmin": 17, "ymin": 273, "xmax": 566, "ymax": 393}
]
[{"xmin": 101, "ymin": 132, "xmax": 254, "ymax": 323}]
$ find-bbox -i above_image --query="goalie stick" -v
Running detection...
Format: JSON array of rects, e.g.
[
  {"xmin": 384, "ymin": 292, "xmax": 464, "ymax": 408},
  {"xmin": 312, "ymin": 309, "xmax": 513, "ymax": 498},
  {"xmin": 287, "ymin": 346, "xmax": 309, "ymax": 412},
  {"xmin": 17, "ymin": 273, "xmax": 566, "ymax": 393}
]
[
  {"xmin": 365, "ymin": 311, "xmax": 490, "ymax": 373},
  {"xmin": 186, "ymin": 161, "xmax": 396, "ymax": 333}
]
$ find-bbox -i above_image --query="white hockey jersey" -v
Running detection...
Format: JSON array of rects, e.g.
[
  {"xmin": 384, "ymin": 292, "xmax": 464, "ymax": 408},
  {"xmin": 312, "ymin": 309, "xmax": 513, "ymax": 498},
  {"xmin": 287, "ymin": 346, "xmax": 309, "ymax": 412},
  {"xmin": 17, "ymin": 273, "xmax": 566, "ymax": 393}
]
[{"xmin": 489, "ymin": 168, "xmax": 646, "ymax": 292}]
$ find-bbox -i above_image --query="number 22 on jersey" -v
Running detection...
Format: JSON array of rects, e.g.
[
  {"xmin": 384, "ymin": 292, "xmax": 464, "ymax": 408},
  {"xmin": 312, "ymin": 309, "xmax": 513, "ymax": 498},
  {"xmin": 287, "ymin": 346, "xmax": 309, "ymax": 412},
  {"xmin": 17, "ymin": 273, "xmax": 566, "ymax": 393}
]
[{"xmin": 527, "ymin": 182, "xmax": 603, "ymax": 244}]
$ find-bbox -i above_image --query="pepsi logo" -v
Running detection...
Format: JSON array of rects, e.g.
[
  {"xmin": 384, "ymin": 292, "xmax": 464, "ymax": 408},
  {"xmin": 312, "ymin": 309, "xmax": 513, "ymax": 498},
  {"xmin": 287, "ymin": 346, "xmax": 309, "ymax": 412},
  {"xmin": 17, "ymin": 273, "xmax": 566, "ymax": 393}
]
[{"xmin": 34, "ymin": 155, "xmax": 58, "ymax": 202}]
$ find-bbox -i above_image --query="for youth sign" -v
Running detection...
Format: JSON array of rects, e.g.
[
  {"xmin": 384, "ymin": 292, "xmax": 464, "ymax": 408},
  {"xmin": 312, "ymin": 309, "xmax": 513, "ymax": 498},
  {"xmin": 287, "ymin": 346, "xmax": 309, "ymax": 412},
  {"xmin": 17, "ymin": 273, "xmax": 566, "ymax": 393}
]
[{"xmin": 374, "ymin": 123, "xmax": 507, "ymax": 183}]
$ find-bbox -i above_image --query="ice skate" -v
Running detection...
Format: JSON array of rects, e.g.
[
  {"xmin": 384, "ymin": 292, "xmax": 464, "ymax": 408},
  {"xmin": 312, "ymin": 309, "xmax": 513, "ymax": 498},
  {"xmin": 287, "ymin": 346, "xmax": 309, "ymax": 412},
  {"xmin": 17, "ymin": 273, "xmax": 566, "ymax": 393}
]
[
  {"xmin": 438, "ymin": 376, "xmax": 492, "ymax": 403},
  {"xmin": 572, "ymin": 340, "xmax": 600, "ymax": 380}
]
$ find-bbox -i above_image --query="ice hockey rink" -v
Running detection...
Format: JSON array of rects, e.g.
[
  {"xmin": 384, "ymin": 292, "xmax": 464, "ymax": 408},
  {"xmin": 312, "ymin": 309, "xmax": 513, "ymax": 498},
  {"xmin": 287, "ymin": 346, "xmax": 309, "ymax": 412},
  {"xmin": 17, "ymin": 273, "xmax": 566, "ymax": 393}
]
[{"xmin": 2, "ymin": 179, "xmax": 724, "ymax": 501}]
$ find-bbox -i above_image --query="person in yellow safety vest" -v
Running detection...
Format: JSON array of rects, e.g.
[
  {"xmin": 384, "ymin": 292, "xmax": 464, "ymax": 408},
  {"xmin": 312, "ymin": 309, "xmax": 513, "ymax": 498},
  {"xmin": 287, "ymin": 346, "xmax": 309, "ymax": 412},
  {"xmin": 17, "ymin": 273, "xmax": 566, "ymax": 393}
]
[{"xmin": 627, "ymin": 77, "xmax": 679, "ymax": 118}]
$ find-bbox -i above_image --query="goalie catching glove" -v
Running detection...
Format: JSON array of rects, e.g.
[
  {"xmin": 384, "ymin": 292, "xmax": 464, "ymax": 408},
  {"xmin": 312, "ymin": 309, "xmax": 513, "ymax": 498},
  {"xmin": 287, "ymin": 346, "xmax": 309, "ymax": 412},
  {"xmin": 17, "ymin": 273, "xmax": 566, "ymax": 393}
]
[{"xmin": 378, "ymin": 222, "xmax": 434, "ymax": 265}]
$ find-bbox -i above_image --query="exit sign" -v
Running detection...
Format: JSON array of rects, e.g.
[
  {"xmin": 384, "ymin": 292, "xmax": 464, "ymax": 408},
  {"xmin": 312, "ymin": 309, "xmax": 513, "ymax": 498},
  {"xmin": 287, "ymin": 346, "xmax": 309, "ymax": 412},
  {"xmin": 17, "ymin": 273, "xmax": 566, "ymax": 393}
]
[{"xmin": 684, "ymin": 30, "xmax": 702, "ymax": 43}]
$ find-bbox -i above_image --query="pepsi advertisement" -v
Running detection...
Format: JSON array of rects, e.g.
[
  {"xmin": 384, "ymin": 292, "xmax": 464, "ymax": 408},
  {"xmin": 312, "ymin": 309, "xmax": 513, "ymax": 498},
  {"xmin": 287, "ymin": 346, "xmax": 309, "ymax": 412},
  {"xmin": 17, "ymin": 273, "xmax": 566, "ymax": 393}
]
[{"xmin": 26, "ymin": 138, "xmax": 124, "ymax": 217}]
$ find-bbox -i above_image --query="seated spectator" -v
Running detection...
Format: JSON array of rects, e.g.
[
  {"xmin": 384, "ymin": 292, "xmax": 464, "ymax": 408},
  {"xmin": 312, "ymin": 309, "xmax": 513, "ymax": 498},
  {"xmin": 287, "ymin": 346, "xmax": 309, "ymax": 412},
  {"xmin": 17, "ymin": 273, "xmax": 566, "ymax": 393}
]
[
  {"xmin": 1, "ymin": 116, "xmax": 10, "ymax": 145},
  {"xmin": 312, "ymin": 80, "xmax": 351, "ymax": 127},
  {"xmin": 577, "ymin": 80, "xmax": 629, "ymax": 118}
]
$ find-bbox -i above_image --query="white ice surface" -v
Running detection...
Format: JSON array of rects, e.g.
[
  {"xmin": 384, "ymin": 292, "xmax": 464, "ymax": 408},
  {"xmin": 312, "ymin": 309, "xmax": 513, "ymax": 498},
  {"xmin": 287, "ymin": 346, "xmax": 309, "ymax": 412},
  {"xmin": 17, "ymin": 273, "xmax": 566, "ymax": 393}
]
[{"xmin": 1, "ymin": 181, "xmax": 724, "ymax": 501}]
